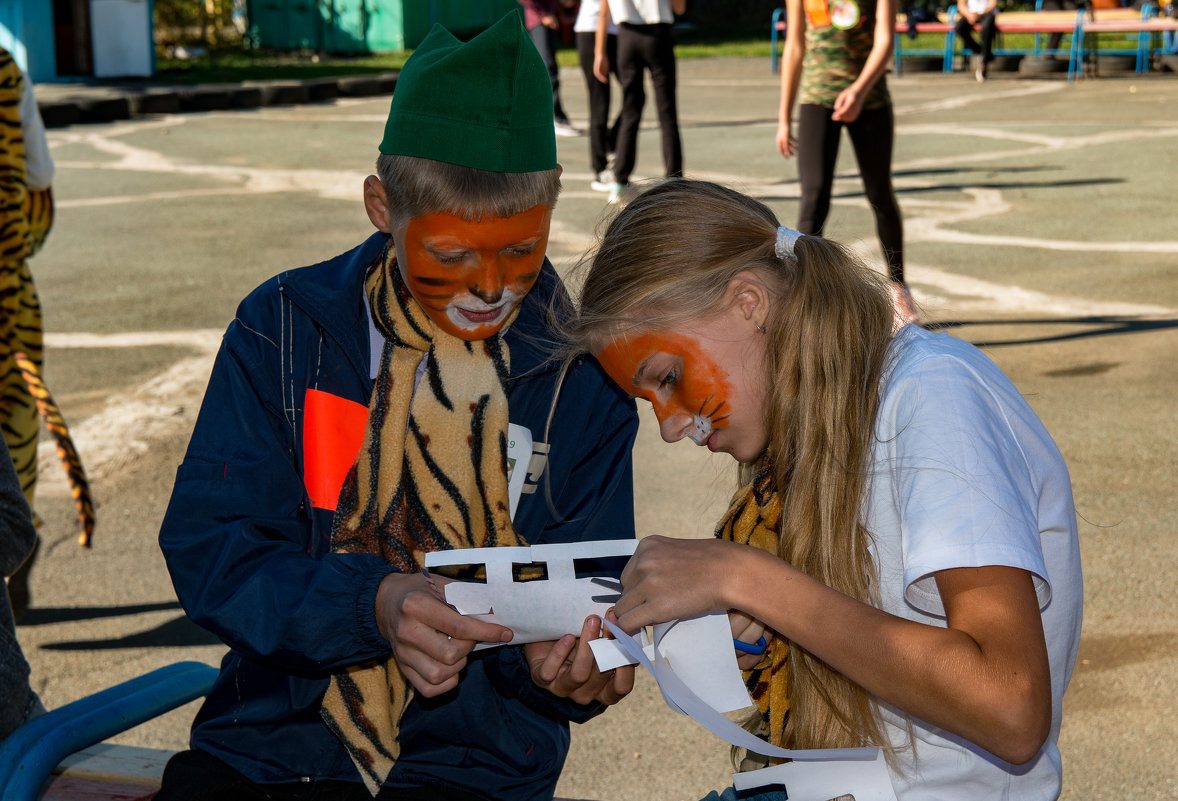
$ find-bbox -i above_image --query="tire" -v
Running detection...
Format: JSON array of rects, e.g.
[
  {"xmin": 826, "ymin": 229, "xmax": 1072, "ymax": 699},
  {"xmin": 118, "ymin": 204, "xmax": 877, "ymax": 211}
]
[
  {"xmin": 902, "ymin": 56, "xmax": 945, "ymax": 72},
  {"xmin": 1020, "ymin": 56, "xmax": 1069, "ymax": 74},
  {"xmin": 1159, "ymin": 53, "xmax": 1178, "ymax": 72},
  {"xmin": 1092, "ymin": 54, "xmax": 1138, "ymax": 72},
  {"xmin": 989, "ymin": 54, "xmax": 1023, "ymax": 72}
]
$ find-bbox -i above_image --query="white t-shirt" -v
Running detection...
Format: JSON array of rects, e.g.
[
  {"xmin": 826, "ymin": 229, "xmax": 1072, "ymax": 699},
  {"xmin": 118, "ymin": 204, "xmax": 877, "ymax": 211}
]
[
  {"xmin": 606, "ymin": 0, "xmax": 674, "ymax": 25},
  {"xmin": 863, "ymin": 325, "xmax": 1083, "ymax": 801},
  {"xmin": 575, "ymin": 0, "xmax": 619, "ymax": 33},
  {"xmin": 19, "ymin": 74, "xmax": 53, "ymax": 191}
]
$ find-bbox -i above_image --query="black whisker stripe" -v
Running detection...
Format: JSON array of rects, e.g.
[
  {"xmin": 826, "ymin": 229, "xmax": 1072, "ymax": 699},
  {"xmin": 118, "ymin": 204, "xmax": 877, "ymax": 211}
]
[{"xmin": 704, "ymin": 400, "xmax": 727, "ymax": 419}]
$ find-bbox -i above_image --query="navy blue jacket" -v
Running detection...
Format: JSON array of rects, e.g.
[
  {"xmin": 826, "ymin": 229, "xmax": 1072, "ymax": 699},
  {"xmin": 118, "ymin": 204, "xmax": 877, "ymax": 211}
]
[{"xmin": 159, "ymin": 233, "xmax": 638, "ymax": 799}]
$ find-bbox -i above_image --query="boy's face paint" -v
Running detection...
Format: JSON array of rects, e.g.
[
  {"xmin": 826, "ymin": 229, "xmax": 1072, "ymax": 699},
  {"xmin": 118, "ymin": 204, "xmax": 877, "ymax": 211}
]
[
  {"xmin": 396, "ymin": 205, "xmax": 552, "ymax": 340},
  {"xmin": 595, "ymin": 326, "xmax": 768, "ymax": 463}
]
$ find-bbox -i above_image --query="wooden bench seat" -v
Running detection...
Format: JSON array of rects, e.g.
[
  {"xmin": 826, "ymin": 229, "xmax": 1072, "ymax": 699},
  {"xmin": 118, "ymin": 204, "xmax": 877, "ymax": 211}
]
[
  {"xmin": 40, "ymin": 743, "xmax": 171, "ymax": 800},
  {"xmin": 770, "ymin": 3, "xmax": 1178, "ymax": 79}
]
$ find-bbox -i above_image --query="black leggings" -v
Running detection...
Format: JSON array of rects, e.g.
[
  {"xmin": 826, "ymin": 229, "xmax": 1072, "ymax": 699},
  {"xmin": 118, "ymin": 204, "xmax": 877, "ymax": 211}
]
[{"xmin": 796, "ymin": 102, "xmax": 904, "ymax": 283}]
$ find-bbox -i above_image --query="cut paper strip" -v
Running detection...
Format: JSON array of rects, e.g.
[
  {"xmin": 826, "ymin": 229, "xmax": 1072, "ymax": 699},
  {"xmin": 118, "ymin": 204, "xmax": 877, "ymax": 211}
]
[
  {"xmin": 424, "ymin": 540, "xmax": 638, "ymax": 649},
  {"xmin": 603, "ymin": 620, "xmax": 878, "ymax": 764},
  {"xmin": 732, "ymin": 748, "xmax": 898, "ymax": 801},
  {"xmin": 590, "ymin": 613, "xmax": 753, "ymax": 713}
]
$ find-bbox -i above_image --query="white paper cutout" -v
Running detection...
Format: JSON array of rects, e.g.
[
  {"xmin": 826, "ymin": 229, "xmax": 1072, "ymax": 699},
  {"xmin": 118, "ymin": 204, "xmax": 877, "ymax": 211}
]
[
  {"xmin": 602, "ymin": 620, "xmax": 878, "ymax": 764},
  {"xmin": 732, "ymin": 748, "xmax": 897, "ymax": 801},
  {"xmin": 590, "ymin": 613, "xmax": 753, "ymax": 713},
  {"xmin": 505, "ymin": 423, "xmax": 531, "ymax": 520},
  {"xmin": 424, "ymin": 540, "xmax": 638, "ymax": 650},
  {"xmin": 426, "ymin": 540, "xmax": 880, "ymax": 774}
]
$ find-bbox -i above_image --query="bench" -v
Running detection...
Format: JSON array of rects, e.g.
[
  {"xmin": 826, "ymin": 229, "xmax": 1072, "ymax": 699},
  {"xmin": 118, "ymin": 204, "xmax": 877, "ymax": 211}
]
[
  {"xmin": 40, "ymin": 742, "xmax": 173, "ymax": 800},
  {"xmin": 771, "ymin": 2, "xmax": 1178, "ymax": 79},
  {"xmin": 1078, "ymin": 12, "xmax": 1178, "ymax": 74},
  {"xmin": 0, "ymin": 661, "xmax": 217, "ymax": 801}
]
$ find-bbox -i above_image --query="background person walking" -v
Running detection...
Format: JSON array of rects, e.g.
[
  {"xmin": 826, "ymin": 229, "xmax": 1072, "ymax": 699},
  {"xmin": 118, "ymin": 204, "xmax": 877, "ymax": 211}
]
[
  {"xmin": 594, "ymin": 0, "xmax": 686, "ymax": 204},
  {"xmin": 520, "ymin": 0, "xmax": 583, "ymax": 136},
  {"xmin": 576, "ymin": 0, "xmax": 623, "ymax": 192}
]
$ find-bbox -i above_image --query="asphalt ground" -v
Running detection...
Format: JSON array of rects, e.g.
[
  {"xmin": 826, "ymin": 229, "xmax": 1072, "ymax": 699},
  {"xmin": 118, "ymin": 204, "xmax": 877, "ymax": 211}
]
[{"xmin": 16, "ymin": 59, "xmax": 1178, "ymax": 800}]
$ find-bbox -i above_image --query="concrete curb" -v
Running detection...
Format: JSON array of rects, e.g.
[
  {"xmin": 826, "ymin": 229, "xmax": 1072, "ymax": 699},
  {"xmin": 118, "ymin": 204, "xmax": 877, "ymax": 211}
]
[{"xmin": 35, "ymin": 71, "xmax": 400, "ymax": 128}]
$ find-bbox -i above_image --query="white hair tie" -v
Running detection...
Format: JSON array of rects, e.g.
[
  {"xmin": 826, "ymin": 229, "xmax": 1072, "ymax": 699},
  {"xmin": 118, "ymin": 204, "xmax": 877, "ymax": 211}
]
[{"xmin": 775, "ymin": 226, "xmax": 803, "ymax": 259}]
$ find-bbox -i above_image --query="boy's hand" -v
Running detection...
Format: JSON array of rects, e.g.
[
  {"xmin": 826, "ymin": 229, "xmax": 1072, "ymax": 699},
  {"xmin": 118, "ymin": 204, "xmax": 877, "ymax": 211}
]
[
  {"xmin": 524, "ymin": 613, "xmax": 635, "ymax": 706},
  {"xmin": 375, "ymin": 572, "xmax": 513, "ymax": 697}
]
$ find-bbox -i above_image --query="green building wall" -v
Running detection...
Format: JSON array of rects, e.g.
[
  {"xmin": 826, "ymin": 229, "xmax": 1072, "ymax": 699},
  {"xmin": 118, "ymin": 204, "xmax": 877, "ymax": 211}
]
[{"xmin": 247, "ymin": 0, "xmax": 521, "ymax": 54}]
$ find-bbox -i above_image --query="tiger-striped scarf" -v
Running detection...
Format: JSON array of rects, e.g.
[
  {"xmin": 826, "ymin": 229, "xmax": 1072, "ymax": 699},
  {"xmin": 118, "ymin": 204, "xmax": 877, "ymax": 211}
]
[
  {"xmin": 320, "ymin": 242, "xmax": 527, "ymax": 795},
  {"xmin": 715, "ymin": 463, "xmax": 791, "ymax": 760}
]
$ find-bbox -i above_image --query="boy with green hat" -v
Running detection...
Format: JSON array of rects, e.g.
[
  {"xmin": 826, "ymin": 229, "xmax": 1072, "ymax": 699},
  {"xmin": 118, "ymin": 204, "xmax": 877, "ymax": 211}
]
[{"xmin": 156, "ymin": 11, "xmax": 638, "ymax": 800}]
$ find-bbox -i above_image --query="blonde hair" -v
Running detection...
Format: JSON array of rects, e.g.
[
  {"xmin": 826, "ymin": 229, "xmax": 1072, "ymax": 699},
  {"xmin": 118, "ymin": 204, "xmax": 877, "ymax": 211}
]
[
  {"xmin": 567, "ymin": 179, "xmax": 896, "ymax": 752},
  {"xmin": 376, "ymin": 153, "xmax": 561, "ymax": 229}
]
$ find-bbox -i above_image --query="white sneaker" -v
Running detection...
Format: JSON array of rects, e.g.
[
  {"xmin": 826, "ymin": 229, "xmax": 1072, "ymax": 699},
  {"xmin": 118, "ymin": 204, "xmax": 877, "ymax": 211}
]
[
  {"xmin": 590, "ymin": 169, "xmax": 614, "ymax": 192},
  {"xmin": 554, "ymin": 119, "xmax": 582, "ymax": 137},
  {"xmin": 607, "ymin": 182, "xmax": 636, "ymax": 205}
]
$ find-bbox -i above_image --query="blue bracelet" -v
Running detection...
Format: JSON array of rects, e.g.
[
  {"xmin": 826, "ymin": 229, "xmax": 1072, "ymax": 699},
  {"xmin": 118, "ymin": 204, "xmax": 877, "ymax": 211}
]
[{"xmin": 733, "ymin": 635, "xmax": 769, "ymax": 655}]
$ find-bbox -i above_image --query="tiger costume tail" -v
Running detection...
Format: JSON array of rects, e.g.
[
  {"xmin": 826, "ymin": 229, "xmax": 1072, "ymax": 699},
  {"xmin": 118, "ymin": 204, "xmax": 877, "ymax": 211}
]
[{"xmin": 13, "ymin": 350, "xmax": 95, "ymax": 547}]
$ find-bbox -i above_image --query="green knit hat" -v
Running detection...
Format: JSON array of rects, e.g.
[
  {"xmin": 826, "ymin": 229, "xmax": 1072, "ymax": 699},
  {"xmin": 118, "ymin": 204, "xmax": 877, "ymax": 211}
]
[{"xmin": 379, "ymin": 9, "xmax": 557, "ymax": 173}]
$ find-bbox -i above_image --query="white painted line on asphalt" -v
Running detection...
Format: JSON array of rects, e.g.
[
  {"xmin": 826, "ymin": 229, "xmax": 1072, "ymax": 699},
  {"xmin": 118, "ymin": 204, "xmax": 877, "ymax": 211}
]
[
  {"xmin": 56, "ymin": 188, "xmax": 259, "ymax": 209},
  {"xmin": 35, "ymin": 331, "xmax": 224, "ymax": 496},
  {"xmin": 894, "ymin": 81, "xmax": 1065, "ymax": 115},
  {"xmin": 43, "ymin": 330, "xmax": 225, "ymax": 349},
  {"xmin": 905, "ymin": 263, "xmax": 1175, "ymax": 318}
]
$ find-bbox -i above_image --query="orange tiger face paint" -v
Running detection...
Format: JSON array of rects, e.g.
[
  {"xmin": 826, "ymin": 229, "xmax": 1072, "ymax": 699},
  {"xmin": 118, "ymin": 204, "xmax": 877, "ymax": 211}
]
[
  {"xmin": 397, "ymin": 205, "xmax": 552, "ymax": 340},
  {"xmin": 595, "ymin": 326, "xmax": 769, "ymax": 463}
]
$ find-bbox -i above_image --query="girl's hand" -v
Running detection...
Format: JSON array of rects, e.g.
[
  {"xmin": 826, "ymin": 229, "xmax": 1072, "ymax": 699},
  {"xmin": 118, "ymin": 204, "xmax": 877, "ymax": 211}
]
[
  {"xmin": 831, "ymin": 87, "xmax": 864, "ymax": 123},
  {"xmin": 615, "ymin": 536, "xmax": 743, "ymax": 632},
  {"xmin": 776, "ymin": 119, "xmax": 797, "ymax": 158},
  {"xmin": 729, "ymin": 610, "xmax": 771, "ymax": 669}
]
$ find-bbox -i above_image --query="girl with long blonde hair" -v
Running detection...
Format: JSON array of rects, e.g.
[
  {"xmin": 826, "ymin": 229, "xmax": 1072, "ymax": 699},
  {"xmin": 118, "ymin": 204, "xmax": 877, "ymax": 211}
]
[{"xmin": 567, "ymin": 179, "xmax": 1082, "ymax": 800}]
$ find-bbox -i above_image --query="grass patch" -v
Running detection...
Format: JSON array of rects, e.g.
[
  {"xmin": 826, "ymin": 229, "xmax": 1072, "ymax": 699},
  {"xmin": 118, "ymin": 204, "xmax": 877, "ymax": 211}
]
[
  {"xmin": 157, "ymin": 50, "xmax": 412, "ymax": 83},
  {"xmin": 157, "ymin": 28, "xmax": 1151, "ymax": 84}
]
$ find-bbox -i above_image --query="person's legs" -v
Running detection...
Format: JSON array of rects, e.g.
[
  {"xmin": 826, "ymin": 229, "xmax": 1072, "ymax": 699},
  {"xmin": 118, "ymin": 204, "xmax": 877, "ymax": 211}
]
[
  {"xmin": 155, "ymin": 749, "xmax": 488, "ymax": 801},
  {"xmin": 528, "ymin": 23, "xmax": 567, "ymax": 123},
  {"xmin": 846, "ymin": 104, "xmax": 904, "ymax": 284},
  {"xmin": 606, "ymin": 32, "xmax": 621, "ymax": 156},
  {"xmin": 954, "ymin": 16, "xmax": 983, "ymax": 61},
  {"xmin": 153, "ymin": 749, "xmax": 278, "ymax": 800},
  {"xmin": 979, "ymin": 11, "xmax": 998, "ymax": 64},
  {"xmin": 576, "ymin": 30, "xmax": 612, "ymax": 175},
  {"xmin": 646, "ymin": 23, "xmax": 683, "ymax": 178},
  {"xmin": 0, "ymin": 586, "xmax": 40, "ymax": 738},
  {"xmin": 795, "ymin": 103, "xmax": 843, "ymax": 238},
  {"xmin": 612, "ymin": 23, "xmax": 647, "ymax": 187}
]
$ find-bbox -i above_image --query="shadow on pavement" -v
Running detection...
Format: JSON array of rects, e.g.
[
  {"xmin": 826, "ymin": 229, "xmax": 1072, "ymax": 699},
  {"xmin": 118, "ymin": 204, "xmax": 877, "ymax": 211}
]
[
  {"xmin": 20, "ymin": 601, "xmax": 183, "ymax": 625},
  {"xmin": 37, "ymin": 614, "xmax": 220, "ymax": 650},
  {"xmin": 926, "ymin": 315, "xmax": 1178, "ymax": 348}
]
